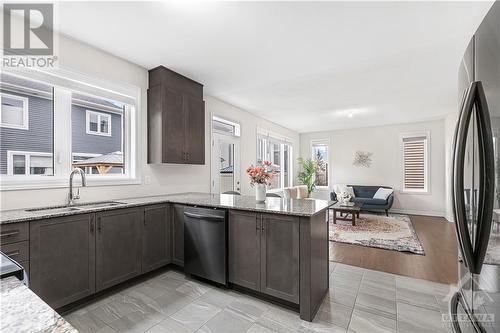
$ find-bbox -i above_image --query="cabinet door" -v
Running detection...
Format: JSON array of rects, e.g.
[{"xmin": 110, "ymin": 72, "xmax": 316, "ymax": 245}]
[
  {"xmin": 228, "ymin": 210, "xmax": 261, "ymax": 291},
  {"xmin": 143, "ymin": 205, "xmax": 171, "ymax": 273},
  {"xmin": 184, "ymin": 95, "xmax": 205, "ymax": 164},
  {"xmin": 260, "ymin": 214, "xmax": 300, "ymax": 303},
  {"xmin": 30, "ymin": 214, "xmax": 95, "ymax": 308},
  {"xmin": 162, "ymin": 87, "xmax": 185, "ymax": 163},
  {"xmin": 171, "ymin": 204, "xmax": 184, "ymax": 266},
  {"xmin": 96, "ymin": 208, "xmax": 142, "ymax": 292}
]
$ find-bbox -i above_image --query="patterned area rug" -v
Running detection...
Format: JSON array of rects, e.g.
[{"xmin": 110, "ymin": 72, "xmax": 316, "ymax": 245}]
[{"xmin": 329, "ymin": 213, "xmax": 425, "ymax": 255}]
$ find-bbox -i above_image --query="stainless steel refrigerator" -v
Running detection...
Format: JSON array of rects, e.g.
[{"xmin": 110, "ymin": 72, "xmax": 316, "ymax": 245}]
[{"xmin": 451, "ymin": 2, "xmax": 500, "ymax": 332}]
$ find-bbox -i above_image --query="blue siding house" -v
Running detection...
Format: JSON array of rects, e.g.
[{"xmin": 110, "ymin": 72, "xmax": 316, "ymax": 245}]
[{"xmin": 0, "ymin": 74, "xmax": 123, "ymax": 175}]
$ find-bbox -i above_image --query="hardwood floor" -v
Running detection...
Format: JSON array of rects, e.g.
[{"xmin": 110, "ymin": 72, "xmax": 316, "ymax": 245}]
[{"xmin": 329, "ymin": 214, "xmax": 458, "ymax": 284}]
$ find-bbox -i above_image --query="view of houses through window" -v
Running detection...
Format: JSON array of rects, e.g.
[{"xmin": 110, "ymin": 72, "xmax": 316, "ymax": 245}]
[
  {"xmin": 257, "ymin": 133, "xmax": 293, "ymax": 189},
  {"xmin": 0, "ymin": 72, "xmax": 132, "ymax": 183}
]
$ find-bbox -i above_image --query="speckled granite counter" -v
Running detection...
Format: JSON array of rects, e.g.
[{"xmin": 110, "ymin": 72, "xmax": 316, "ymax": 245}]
[
  {"xmin": 0, "ymin": 277, "xmax": 76, "ymax": 333},
  {"xmin": 0, "ymin": 192, "xmax": 334, "ymax": 224}
]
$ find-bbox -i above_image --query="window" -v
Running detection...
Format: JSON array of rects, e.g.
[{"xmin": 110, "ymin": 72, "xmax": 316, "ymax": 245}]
[
  {"xmin": 212, "ymin": 116, "xmax": 241, "ymax": 137},
  {"xmin": 86, "ymin": 110, "xmax": 112, "ymax": 136},
  {"xmin": 311, "ymin": 140, "xmax": 329, "ymax": 187},
  {"xmin": 1, "ymin": 74, "xmax": 54, "ymax": 177},
  {"xmin": 0, "ymin": 70, "xmax": 138, "ymax": 189},
  {"xmin": 7, "ymin": 151, "xmax": 53, "ymax": 175},
  {"xmin": 1, "ymin": 93, "xmax": 29, "ymax": 129},
  {"xmin": 256, "ymin": 132, "xmax": 293, "ymax": 189},
  {"xmin": 402, "ymin": 133, "xmax": 429, "ymax": 193}
]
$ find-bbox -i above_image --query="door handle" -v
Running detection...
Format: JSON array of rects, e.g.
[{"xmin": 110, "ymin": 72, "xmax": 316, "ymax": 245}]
[
  {"xmin": 453, "ymin": 81, "xmax": 495, "ymax": 274},
  {"xmin": 471, "ymin": 81, "xmax": 494, "ymax": 273}
]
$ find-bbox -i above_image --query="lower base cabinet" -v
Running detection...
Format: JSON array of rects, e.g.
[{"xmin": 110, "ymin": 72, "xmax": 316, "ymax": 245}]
[
  {"xmin": 171, "ymin": 204, "xmax": 184, "ymax": 266},
  {"xmin": 229, "ymin": 211, "xmax": 300, "ymax": 303},
  {"xmin": 30, "ymin": 214, "xmax": 96, "ymax": 309},
  {"xmin": 142, "ymin": 204, "xmax": 171, "ymax": 273},
  {"xmin": 96, "ymin": 208, "xmax": 143, "ymax": 292}
]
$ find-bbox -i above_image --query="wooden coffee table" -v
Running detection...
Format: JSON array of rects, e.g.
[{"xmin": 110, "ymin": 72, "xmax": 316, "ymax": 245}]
[{"xmin": 331, "ymin": 202, "xmax": 362, "ymax": 226}]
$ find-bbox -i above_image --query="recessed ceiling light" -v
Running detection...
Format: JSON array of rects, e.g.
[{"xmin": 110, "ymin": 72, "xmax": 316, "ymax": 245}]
[{"xmin": 348, "ymin": 113, "xmax": 354, "ymax": 118}]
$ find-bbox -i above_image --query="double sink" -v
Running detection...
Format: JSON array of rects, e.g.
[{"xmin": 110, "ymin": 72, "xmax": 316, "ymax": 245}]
[{"xmin": 25, "ymin": 201, "xmax": 125, "ymax": 214}]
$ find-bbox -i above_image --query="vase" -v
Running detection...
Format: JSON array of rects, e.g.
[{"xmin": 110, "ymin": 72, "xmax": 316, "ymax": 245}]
[{"xmin": 255, "ymin": 183, "xmax": 266, "ymax": 202}]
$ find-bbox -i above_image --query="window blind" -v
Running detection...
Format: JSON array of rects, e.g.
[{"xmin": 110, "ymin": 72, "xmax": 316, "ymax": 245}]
[{"xmin": 403, "ymin": 137, "xmax": 426, "ymax": 190}]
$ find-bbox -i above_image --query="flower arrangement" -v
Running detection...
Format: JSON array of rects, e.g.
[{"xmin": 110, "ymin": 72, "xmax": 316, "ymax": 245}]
[
  {"xmin": 339, "ymin": 192, "xmax": 352, "ymax": 204},
  {"xmin": 246, "ymin": 161, "xmax": 276, "ymax": 187},
  {"xmin": 298, "ymin": 157, "xmax": 320, "ymax": 195}
]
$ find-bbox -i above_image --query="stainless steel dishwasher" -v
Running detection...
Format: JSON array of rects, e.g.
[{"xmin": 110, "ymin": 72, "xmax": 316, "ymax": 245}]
[{"xmin": 183, "ymin": 206, "xmax": 227, "ymax": 285}]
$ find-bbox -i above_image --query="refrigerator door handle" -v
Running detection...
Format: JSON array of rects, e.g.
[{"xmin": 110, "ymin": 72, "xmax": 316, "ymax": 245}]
[
  {"xmin": 472, "ymin": 81, "xmax": 494, "ymax": 273},
  {"xmin": 453, "ymin": 83, "xmax": 477, "ymax": 272}
]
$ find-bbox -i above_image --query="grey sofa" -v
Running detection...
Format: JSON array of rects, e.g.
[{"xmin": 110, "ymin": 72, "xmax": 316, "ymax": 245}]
[{"xmin": 330, "ymin": 185, "xmax": 394, "ymax": 216}]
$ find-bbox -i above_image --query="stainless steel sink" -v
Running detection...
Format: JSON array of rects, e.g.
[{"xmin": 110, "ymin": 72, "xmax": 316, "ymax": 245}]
[{"xmin": 26, "ymin": 201, "xmax": 125, "ymax": 213}]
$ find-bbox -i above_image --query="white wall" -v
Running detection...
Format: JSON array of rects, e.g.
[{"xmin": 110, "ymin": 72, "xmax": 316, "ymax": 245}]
[
  {"xmin": 0, "ymin": 35, "xmax": 299, "ymax": 210},
  {"xmin": 300, "ymin": 120, "xmax": 447, "ymax": 217}
]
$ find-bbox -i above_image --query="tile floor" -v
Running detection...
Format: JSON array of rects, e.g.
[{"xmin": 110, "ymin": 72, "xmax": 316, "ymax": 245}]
[{"xmin": 63, "ymin": 262, "xmax": 458, "ymax": 333}]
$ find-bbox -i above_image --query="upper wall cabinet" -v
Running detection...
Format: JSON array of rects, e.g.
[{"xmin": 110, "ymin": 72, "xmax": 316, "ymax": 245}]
[{"xmin": 148, "ymin": 66, "xmax": 205, "ymax": 164}]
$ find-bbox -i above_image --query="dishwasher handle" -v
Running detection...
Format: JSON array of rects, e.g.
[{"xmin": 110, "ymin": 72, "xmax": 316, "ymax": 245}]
[{"xmin": 184, "ymin": 211, "xmax": 225, "ymax": 221}]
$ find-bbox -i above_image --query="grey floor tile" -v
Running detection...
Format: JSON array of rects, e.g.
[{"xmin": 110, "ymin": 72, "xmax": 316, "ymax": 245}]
[
  {"xmin": 227, "ymin": 299, "xmax": 266, "ymax": 321},
  {"xmin": 301, "ymin": 317, "xmax": 348, "ymax": 333},
  {"xmin": 196, "ymin": 288, "xmax": 237, "ymax": 309},
  {"xmin": 202, "ymin": 308, "xmax": 254, "ymax": 333},
  {"xmin": 396, "ymin": 286, "xmax": 440, "ymax": 311},
  {"xmin": 329, "ymin": 262, "xmax": 337, "ymax": 275},
  {"xmin": 316, "ymin": 301, "xmax": 353, "ymax": 329},
  {"xmin": 65, "ymin": 311, "xmax": 111, "ymax": 333},
  {"xmin": 170, "ymin": 300, "xmax": 221, "ymax": 331},
  {"xmin": 330, "ymin": 273, "xmax": 362, "ymax": 291},
  {"xmin": 261, "ymin": 305, "xmax": 304, "ymax": 329},
  {"xmin": 246, "ymin": 322, "xmax": 278, "ymax": 333},
  {"xmin": 355, "ymin": 292, "xmax": 396, "ymax": 319},
  {"xmin": 348, "ymin": 308, "xmax": 396, "ymax": 333},
  {"xmin": 146, "ymin": 290, "xmax": 195, "ymax": 316},
  {"xmin": 146, "ymin": 317, "xmax": 194, "ymax": 333},
  {"xmin": 90, "ymin": 296, "xmax": 142, "ymax": 324},
  {"xmin": 325, "ymin": 286, "xmax": 358, "ymax": 308},
  {"xmin": 175, "ymin": 280, "xmax": 212, "ymax": 298},
  {"xmin": 107, "ymin": 310, "xmax": 162, "ymax": 333},
  {"xmin": 397, "ymin": 302, "xmax": 447, "ymax": 333}
]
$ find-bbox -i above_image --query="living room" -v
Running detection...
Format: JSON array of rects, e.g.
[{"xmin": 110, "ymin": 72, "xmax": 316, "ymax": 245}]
[{"xmin": 1, "ymin": 2, "xmax": 499, "ymax": 333}]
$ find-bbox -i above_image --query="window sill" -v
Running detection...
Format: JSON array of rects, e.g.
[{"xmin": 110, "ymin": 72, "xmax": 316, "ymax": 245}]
[
  {"xmin": 0, "ymin": 176, "xmax": 141, "ymax": 191},
  {"xmin": 399, "ymin": 189, "xmax": 431, "ymax": 195}
]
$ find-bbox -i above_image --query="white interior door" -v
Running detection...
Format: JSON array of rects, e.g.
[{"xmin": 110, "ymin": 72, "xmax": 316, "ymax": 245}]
[{"xmin": 211, "ymin": 133, "xmax": 241, "ymax": 194}]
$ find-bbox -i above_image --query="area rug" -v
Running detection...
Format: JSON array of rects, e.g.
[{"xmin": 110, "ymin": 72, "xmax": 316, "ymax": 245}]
[{"xmin": 329, "ymin": 213, "xmax": 425, "ymax": 255}]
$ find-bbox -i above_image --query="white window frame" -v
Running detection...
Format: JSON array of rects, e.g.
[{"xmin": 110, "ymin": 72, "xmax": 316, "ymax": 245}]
[
  {"xmin": 0, "ymin": 68, "xmax": 141, "ymax": 190},
  {"xmin": 256, "ymin": 129, "xmax": 294, "ymax": 189},
  {"xmin": 310, "ymin": 139, "xmax": 330, "ymax": 188},
  {"xmin": 212, "ymin": 115, "xmax": 241, "ymax": 137},
  {"xmin": 0, "ymin": 92, "xmax": 29, "ymax": 130},
  {"xmin": 86, "ymin": 110, "xmax": 112, "ymax": 136},
  {"xmin": 400, "ymin": 132, "xmax": 430, "ymax": 194},
  {"xmin": 6, "ymin": 151, "xmax": 53, "ymax": 175}
]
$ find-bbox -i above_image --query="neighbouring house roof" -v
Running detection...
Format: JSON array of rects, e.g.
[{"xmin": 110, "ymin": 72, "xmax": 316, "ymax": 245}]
[
  {"xmin": 220, "ymin": 165, "xmax": 234, "ymax": 174},
  {"xmin": 73, "ymin": 151, "xmax": 123, "ymax": 175}
]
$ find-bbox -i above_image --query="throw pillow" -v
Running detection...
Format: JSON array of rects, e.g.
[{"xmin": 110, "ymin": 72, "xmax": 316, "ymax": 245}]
[
  {"xmin": 288, "ymin": 187, "xmax": 298, "ymax": 199},
  {"xmin": 345, "ymin": 186, "xmax": 355, "ymax": 198},
  {"xmin": 373, "ymin": 187, "xmax": 394, "ymax": 200},
  {"xmin": 297, "ymin": 185, "xmax": 308, "ymax": 199}
]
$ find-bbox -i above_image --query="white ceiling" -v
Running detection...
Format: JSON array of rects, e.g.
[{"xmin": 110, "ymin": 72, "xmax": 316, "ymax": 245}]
[{"xmin": 58, "ymin": 1, "xmax": 493, "ymax": 133}]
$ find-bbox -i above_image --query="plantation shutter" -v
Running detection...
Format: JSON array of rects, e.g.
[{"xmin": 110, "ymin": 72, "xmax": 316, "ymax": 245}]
[{"xmin": 403, "ymin": 137, "xmax": 426, "ymax": 190}]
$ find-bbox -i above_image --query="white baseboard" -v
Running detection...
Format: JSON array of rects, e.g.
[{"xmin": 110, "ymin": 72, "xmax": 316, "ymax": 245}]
[{"xmin": 389, "ymin": 208, "xmax": 446, "ymax": 218}]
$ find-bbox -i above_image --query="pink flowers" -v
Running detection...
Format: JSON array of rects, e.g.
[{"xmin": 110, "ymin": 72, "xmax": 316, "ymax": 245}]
[{"xmin": 246, "ymin": 161, "xmax": 276, "ymax": 186}]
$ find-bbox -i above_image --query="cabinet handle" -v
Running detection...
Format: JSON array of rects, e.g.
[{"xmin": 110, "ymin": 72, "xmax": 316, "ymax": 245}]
[
  {"xmin": 256, "ymin": 216, "xmax": 259, "ymax": 235},
  {"xmin": 97, "ymin": 217, "xmax": 102, "ymax": 233},
  {"xmin": 144, "ymin": 211, "xmax": 146, "ymax": 226},
  {"xmin": 90, "ymin": 219, "xmax": 94, "ymax": 235},
  {"xmin": 186, "ymin": 152, "xmax": 189, "ymax": 161},
  {"xmin": 1, "ymin": 230, "xmax": 19, "ymax": 238},
  {"xmin": 261, "ymin": 216, "xmax": 265, "ymax": 233},
  {"xmin": 4, "ymin": 250, "xmax": 20, "ymax": 257}
]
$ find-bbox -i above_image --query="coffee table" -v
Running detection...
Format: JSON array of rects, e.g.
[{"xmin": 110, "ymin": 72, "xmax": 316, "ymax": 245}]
[{"xmin": 330, "ymin": 202, "xmax": 362, "ymax": 226}]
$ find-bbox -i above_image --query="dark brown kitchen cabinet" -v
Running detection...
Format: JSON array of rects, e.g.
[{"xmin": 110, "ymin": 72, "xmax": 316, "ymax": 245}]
[
  {"xmin": 171, "ymin": 204, "xmax": 185, "ymax": 266},
  {"xmin": 228, "ymin": 211, "xmax": 299, "ymax": 302},
  {"xmin": 148, "ymin": 66, "xmax": 205, "ymax": 165},
  {"xmin": 229, "ymin": 210, "xmax": 261, "ymax": 291},
  {"xmin": 260, "ymin": 214, "xmax": 300, "ymax": 303},
  {"xmin": 30, "ymin": 214, "xmax": 95, "ymax": 309},
  {"xmin": 96, "ymin": 208, "xmax": 142, "ymax": 292},
  {"xmin": 142, "ymin": 204, "xmax": 171, "ymax": 273}
]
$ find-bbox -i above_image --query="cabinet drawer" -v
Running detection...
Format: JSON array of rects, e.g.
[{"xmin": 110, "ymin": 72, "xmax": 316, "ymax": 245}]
[
  {"xmin": 1, "ymin": 241, "xmax": 29, "ymax": 262},
  {"xmin": 0, "ymin": 223, "xmax": 29, "ymax": 245}
]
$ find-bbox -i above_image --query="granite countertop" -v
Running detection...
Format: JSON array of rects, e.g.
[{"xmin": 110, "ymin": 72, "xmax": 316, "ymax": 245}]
[
  {"xmin": 0, "ymin": 277, "xmax": 77, "ymax": 333},
  {"xmin": 0, "ymin": 192, "xmax": 335, "ymax": 224}
]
